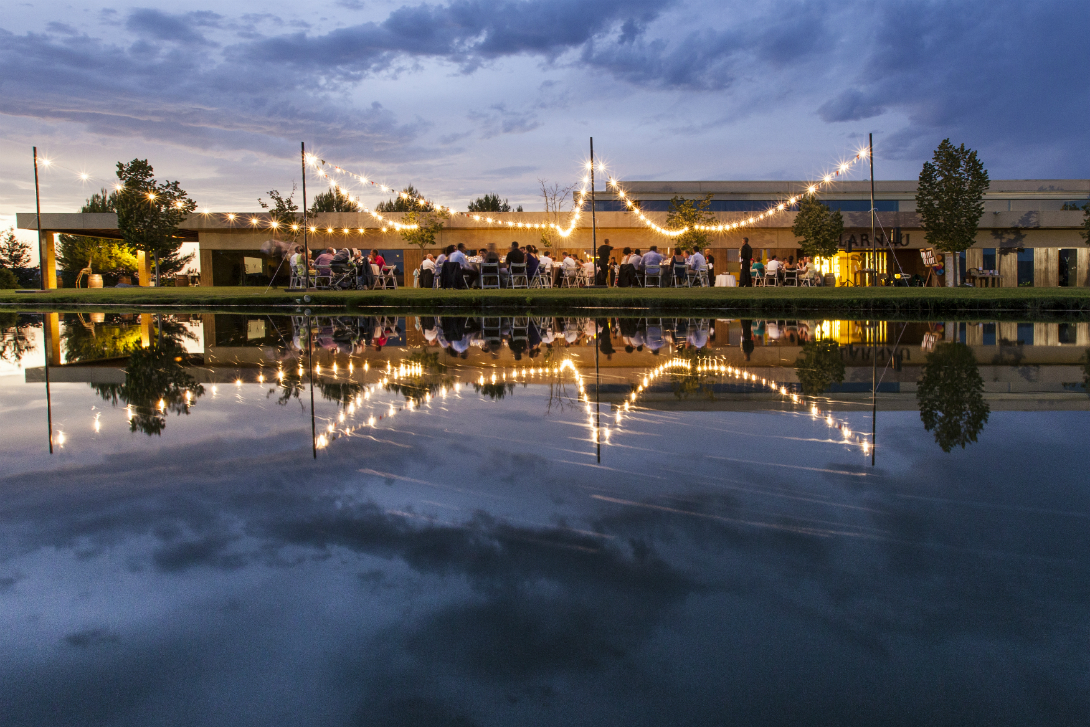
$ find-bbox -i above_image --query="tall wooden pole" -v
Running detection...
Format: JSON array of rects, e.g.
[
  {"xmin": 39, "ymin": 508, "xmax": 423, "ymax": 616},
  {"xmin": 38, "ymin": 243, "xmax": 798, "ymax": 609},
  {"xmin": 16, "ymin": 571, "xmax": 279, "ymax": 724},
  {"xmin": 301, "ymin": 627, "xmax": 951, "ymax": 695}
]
[
  {"xmin": 33, "ymin": 147, "xmax": 46, "ymax": 291},
  {"xmin": 301, "ymin": 142, "xmax": 310, "ymax": 290},
  {"xmin": 869, "ymin": 133, "xmax": 876, "ymax": 285},
  {"xmin": 590, "ymin": 137, "xmax": 598, "ymax": 281}
]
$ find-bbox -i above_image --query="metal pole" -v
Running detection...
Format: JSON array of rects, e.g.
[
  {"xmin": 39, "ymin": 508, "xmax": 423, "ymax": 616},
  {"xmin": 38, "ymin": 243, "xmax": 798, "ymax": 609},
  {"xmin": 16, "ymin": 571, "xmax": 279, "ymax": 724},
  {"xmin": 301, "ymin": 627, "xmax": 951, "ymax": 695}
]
[
  {"xmin": 871, "ymin": 319, "xmax": 877, "ymax": 467},
  {"xmin": 301, "ymin": 142, "xmax": 310, "ymax": 291},
  {"xmin": 308, "ymin": 314, "xmax": 317, "ymax": 459},
  {"xmin": 33, "ymin": 147, "xmax": 46, "ymax": 291},
  {"xmin": 595, "ymin": 318, "xmax": 601, "ymax": 464},
  {"xmin": 590, "ymin": 137, "xmax": 598, "ymax": 284},
  {"xmin": 869, "ymin": 133, "xmax": 876, "ymax": 286},
  {"xmin": 43, "ymin": 314, "xmax": 54, "ymax": 454}
]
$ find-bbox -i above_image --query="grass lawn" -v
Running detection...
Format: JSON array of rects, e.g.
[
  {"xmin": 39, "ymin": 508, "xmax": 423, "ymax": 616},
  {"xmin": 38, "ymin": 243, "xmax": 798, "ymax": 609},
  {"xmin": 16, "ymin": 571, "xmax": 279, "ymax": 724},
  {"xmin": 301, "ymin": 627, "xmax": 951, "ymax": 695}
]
[{"xmin": 3, "ymin": 284, "xmax": 1090, "ymax": 318}]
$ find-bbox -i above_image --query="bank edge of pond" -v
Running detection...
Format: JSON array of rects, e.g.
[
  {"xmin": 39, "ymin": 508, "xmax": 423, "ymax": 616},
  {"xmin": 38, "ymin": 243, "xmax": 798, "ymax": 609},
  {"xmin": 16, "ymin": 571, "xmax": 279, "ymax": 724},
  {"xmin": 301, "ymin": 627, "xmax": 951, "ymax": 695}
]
[{"xmin": 3, "ymin": 286, "xmax": 1090, "ymax": 321}]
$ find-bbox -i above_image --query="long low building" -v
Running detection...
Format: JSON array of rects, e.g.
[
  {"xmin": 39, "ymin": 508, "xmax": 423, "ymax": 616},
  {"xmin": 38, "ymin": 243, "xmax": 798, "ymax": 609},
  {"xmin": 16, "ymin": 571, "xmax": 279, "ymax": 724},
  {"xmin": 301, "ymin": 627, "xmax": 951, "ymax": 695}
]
[{"xmin": 16, "ymin": 178, "xmax": 1090, "ymax": 288}]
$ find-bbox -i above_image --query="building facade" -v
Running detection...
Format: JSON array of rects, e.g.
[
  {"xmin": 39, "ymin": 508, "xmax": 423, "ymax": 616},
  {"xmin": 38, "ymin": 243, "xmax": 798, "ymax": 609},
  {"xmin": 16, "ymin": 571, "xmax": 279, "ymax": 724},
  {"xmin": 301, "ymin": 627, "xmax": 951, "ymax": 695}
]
[{"xmin": 17, "ymin": 179, "xmax": 1090, "ymax": 288}]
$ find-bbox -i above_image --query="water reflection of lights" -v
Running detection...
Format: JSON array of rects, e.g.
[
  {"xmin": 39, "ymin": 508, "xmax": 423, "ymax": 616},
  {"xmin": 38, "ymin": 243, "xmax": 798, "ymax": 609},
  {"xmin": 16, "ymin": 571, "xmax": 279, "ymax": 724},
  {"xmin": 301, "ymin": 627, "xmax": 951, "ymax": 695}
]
[{"xmin": 622, "ymin": 356, "xmax": 873, "ymax": 457}]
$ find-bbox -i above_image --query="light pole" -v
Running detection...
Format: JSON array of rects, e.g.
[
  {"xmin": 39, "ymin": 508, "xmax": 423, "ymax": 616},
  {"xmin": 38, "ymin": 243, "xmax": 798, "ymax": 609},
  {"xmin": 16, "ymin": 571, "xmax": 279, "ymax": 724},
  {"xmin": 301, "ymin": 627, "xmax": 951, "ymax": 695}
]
[
  {"xmin": 33, "ymin": 147, "xmax": 46, "ymax": 291},
  {"xmin": 868, "ymin": 133, "xmax": 876, "ymax": 285},
  {"xmin": 301, "ymin": 142, "xmax": 310, "ymax": 290}
]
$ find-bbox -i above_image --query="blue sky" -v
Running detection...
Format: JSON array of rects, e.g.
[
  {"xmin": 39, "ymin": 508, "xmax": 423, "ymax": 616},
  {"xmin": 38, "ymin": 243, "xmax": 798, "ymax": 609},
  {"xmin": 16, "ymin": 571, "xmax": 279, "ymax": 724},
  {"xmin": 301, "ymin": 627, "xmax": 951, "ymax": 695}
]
[{"xmin": 2, "ymin": 0, "xmax": 1088, "ymax": 240}]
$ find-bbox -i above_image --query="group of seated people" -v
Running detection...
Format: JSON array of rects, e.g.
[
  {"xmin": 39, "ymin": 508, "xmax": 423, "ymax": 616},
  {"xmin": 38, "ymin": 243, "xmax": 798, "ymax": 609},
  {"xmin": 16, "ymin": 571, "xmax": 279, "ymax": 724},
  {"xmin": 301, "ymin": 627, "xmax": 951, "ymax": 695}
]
[
  {"xmin": 289, "ymin": 246, "xmax": 390, "ymax": 289},
  {"xmin": 613, "ymin": 246, "xmax": 711, "ymax": 286},
  {"xmin": 750, "ymin": 255, "xmax": 821, "ymax": 285},
  {"xmin": 421, "ymin": 242, "xmax": 560, "ymax": 288}
]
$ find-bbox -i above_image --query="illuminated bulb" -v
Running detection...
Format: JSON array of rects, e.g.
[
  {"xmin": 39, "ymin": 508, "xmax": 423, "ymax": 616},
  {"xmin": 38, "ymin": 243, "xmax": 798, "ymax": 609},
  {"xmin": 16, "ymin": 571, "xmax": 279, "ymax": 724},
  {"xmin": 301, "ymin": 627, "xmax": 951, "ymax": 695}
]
[{"xmin": 227, "ymin": 213, "xmax": 236, "ymax": 221}]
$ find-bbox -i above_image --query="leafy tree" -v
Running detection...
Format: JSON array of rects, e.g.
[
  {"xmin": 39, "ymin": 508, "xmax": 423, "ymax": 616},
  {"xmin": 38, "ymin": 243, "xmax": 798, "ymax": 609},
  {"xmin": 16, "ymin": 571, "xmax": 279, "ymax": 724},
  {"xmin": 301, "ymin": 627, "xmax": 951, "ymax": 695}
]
[
  {"xmin": 93, "ymin": 341, "xmax": 204, "ymax": 436},
  {"xmin": 0, "ymin": 313, "xmax": 38, "ymax": 362},
  {"xmin": 794, "ymin": 339, "xmax": 846, "ymax": 395},
  {"xmin": 665, "ymin": 194, "xmax": 716, "ymax": 253},
  {"xmin": 916, "ymin": 139, "xmax": 990, "ymax": 285},
  {"xmin": 468, "ymin": 193, "xmax": 522, "ymax": 213},
  {"xmin": 115, "ymin": 159, "xmax": 197, "ymax": 286},
  {"xmin": 0, "ymin": 228, "xmax": 32, "ymax": 271},
  {"xmin": 308, "ymin": 186, "xmax": 356, "ymax": 214},
  {"xmin": 791, "ymin": 196, "xmax": 844, "ymax": 260},
  {"xmin": 259, "ymin": 185, "xmax": 301, "ymax": 237},
  {"xmin": 401, "ymin": 207, "xmax": 450, "ymax": 253},
  {"xmin": 916, "ymin": 342, "xmax": 990, "ymax": 452},
  {"xmin": 57, "ymin": 189, "xmax": 138, "ymax": 279},
  {"xmin": 0, "ymin": 268, "xmax": 18, "ymax": 289},
  {"xmin": 473, "ymin": 381, "xmax": 514, "ymax": 400},
  {"xmin": 375, "ymin": 185, "xmax": 431, "ymax": 213}
]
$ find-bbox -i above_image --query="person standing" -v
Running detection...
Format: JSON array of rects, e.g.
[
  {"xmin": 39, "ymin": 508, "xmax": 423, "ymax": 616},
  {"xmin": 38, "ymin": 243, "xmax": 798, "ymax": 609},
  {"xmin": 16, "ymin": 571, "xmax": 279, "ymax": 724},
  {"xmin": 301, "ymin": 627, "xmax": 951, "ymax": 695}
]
[
  {"xmin": 596, "ymin": 238, "xmax": 613, "ymax": 286},
  {"xmin": 739, "ymin": 238, "xmax": 753, "ymax": 287}
]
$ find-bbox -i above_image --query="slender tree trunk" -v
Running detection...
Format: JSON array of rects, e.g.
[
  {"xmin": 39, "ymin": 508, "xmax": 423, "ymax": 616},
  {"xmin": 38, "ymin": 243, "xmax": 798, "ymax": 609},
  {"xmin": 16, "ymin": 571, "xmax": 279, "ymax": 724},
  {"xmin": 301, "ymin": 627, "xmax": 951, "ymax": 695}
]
[{"xmin": 946, "ymin": 253, "xmax": 955, "ymax": 287}]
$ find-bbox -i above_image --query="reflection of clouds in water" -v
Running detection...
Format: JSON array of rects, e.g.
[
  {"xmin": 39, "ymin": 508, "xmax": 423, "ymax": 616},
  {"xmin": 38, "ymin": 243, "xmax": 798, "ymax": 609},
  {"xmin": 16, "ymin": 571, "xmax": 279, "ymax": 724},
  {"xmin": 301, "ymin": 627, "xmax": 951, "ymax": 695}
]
[{"xmin": 0, "ymin": 388, "xmax": 1087, "ymax": 723}]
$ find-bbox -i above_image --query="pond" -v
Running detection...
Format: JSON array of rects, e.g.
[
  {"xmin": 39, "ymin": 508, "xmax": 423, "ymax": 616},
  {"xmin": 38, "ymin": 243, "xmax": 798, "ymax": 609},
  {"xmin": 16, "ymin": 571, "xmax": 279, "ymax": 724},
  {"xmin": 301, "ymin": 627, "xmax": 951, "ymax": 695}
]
[{"xmin": 1, "ymin": 311, "xmax": 1088, "ymax": 725}]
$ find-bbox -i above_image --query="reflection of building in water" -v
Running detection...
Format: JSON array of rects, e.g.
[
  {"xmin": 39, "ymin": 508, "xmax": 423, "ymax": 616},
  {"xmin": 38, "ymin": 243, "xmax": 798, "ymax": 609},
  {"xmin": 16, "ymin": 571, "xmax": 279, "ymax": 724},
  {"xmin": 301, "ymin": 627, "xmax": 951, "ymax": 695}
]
[{"xmin": 17, "ymin": 314, "xmax": 1089, "ymax": 413}]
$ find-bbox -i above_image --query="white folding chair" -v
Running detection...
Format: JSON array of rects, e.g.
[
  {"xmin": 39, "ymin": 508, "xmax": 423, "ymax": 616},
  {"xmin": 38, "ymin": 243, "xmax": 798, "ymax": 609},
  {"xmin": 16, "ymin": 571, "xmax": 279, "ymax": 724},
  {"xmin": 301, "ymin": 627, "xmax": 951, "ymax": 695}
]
[
  {"xmin": 643, "ymin": 265, "xmax": 661, "ymax": 287},
  {"xmin": 509, "ymin": 263, "xmax": 528, "ymax": 289}
]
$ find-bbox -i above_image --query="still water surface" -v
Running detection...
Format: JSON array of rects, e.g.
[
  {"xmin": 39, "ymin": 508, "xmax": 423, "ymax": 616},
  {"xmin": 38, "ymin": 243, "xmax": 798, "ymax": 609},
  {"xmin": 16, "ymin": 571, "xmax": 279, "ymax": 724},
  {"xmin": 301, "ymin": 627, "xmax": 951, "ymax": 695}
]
[{"xmin": 1, "ymin": 311, "xmax": 1088, "ymax": 725}]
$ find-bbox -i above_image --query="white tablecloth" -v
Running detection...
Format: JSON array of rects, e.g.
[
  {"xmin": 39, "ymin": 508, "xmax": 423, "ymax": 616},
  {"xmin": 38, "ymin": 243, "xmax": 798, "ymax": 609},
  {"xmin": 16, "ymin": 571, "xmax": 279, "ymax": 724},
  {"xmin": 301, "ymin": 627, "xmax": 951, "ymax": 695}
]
[{"xmin": 715, "ymin": 274, "xmax": 736, "ymax": 287}]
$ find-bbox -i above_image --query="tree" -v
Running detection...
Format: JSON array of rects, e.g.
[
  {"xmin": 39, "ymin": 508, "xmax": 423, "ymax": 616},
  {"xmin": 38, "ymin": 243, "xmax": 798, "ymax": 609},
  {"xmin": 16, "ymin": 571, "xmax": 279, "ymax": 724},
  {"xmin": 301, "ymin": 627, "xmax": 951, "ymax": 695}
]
[
  {"xmin": 93, "ymin": 340, "xmax": 204, "ymax": 436},
  {"xmin": 794, "ymin": 339, "xmax": 846, "ymax": 395},
  {"xmin": 309, "ymin": 186, "xmax": 356, "ymax": 214},
  {"xmin": 0, "ymin": 228, "xmax": 32, "ymax": 271},
  {"xmin": 115, "ymin": 160, "xmax": 197, "ymax": 286},
  {"xmin": 538, "ymin": 179, "xmax": 576, "ymax": 250},
  {"xmin": 791, "ymin": 196, "xmax": 844, "ymax": 260},
  {"xmin": 375, "ymin": 185, "xmax": 431, "ymax": 213},
  {"xmin": 401, "ymin": 207, "xmax": 450, "ymax": 253},
  {"xmin": 259, "ymin": 185, "xmax": 301, "ymax": 237},
  {"xmin": 665, "ymin": 194, "xmax": 716, "ymax": 253},
  {"xmin": 916, "ymin": 342, "xmax": 990, "ymax": 452},
  {"xmin": 57, "ymin": 189, "xmax": 138, "ymax": 280},
  {"xmin": 467, "ymin": 193, "xmax": 522, "ymax": 213},
  {"xmin": 916, "ymin": 139, "xmax": 990, "ymax": 286}
]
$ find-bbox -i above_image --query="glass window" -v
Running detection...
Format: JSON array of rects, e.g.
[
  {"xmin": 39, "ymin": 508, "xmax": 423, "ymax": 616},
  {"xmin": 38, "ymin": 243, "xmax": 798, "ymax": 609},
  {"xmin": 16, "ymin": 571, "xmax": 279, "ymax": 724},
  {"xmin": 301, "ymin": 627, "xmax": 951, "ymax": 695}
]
[
  {"xmin": 958, "ymin": 251, "xmax": 967, "ymax": 280},
  {"xmin": 1016, "ymin": 323, "xmax": 1034, "ymax": 345},
  {"xmin": 1017, "ymin": 249, "xmax": 1034, "ymax": 286},
  {"xmin": 1058, "ymin": 324, "xmax": 1075, "ymax": 344},
  {"xmin": 982, "ymin": 248, "xmax": 996, "ymax": 272},
  {"xmin": 982, "ymin": 323, "xmax": 996, "ymax": 346}
]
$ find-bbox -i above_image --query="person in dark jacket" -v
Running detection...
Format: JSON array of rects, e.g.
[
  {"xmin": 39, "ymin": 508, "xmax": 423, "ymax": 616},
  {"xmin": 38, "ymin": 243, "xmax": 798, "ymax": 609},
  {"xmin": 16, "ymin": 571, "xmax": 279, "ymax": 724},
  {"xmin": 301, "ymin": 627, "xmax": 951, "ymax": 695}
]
[{"xmin": 739, "ymin": 238, "xmax": 753, "ymax": 287}]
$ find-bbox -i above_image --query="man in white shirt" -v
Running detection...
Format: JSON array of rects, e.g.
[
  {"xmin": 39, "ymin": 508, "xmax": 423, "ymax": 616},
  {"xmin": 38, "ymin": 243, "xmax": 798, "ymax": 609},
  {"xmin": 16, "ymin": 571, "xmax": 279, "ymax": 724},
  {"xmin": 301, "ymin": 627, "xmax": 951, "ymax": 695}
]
[
  {"xmin": 688, "ymin": 250, "xmax": 706, "ymax": 270},
  {"xmin": 628, "ymin": 249, "xmax": 643, "ymax": 269},
  {"xmin": 448, "ymin": 244, "xmax": 479, "ymax": 287},
  {"xmin": 766, "ymin": 255, "xmax": 782, "ymax": 276},
  {"xmin": 420, "ymin": 254, "xmax": 436, "ymax": 272},
  {"xmin": 561, "ymin": 252, "xmax": 578, "ymax": 271}
]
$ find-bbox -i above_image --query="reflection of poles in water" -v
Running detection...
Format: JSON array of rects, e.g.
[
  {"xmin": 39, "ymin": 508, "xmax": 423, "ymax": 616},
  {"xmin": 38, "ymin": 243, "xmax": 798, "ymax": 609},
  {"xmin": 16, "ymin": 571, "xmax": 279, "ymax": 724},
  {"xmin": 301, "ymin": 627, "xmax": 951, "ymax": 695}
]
[
  {"xmin": 871, "ymin": 318, "xmax": 877, "ymax": 466},
  {"xmin": 308, "ymin": 314, "xmax": 316, "ymax": 459},
  {"xmin": 595, "ymin": 317, "xmax": 601, "ymax": 464},
  {"xmin": 42, "ymin": 313, "xmax": 54, "ymax": 454},
  {"xmin": 156, "ymin": 313, "xmax": 162, "ymax": 348}
]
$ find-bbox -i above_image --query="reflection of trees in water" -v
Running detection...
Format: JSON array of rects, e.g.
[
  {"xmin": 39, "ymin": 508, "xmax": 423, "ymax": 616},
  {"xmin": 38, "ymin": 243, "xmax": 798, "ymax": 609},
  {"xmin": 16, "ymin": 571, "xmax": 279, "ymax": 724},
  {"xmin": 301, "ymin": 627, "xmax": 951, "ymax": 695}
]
[
  {"xmin": 917, "ymin": 342, "xmax": 990, "ymax": 452},
  {"xmin": 63, "ymin": 314, "xmax": 197, "ymax": 363},
  {"xmin": 1083, "ymin": 349, "xmax": 1090, "ymax": 398},
  {"xmin": 319, "ymin": 380, "xmax": 365, "ymax": 409},
  {"xmin": 670, "ymin": 348, "xmax": 717, "ymax": 400},
  {"xmin": 794, "ymin": 340, "xmax": 846, "ymax": 396},
  {"xmin": 0, "ymin": 313, "xmax": 38, "ymax": 364},
  {"xmin": 92, "ymin": 342, "xmax": 204, "ymax": 435},
  {"xmin": 271, "ymin": 368, "xmax": 306, "ymax": 409},
  {"xmin": 474, "ymin": 382, "xmax": 515, "ymax": 400},
  {"xmin": 406, "ymin": 350, "xmax": 447, "ymax": 375}
]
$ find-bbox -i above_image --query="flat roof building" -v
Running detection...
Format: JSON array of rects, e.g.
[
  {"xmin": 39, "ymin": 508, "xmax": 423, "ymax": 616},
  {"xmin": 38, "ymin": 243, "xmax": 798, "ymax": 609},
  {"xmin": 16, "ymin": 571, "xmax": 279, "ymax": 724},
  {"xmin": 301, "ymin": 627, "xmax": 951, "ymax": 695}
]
[{"xmin": 17, "ymin": 178, "xmax": 1089, "ymax": 288}]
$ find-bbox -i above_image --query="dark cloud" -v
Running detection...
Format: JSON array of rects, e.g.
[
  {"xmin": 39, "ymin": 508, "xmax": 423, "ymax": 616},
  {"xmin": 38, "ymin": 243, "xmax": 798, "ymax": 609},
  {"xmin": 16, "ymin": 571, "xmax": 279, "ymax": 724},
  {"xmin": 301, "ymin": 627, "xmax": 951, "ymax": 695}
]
[{"xmin": 125, "ymin": 9, "xmax": 221, "ymax": 46}]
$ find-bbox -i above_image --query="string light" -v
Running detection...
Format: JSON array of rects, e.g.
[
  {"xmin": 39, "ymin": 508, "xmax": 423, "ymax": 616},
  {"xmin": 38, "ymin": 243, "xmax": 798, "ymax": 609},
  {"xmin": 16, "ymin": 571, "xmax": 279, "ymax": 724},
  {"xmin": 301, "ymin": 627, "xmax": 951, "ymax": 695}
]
[{"xmin": 604, "ymin": 147, "xmax": 870, "ymax": 237}]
